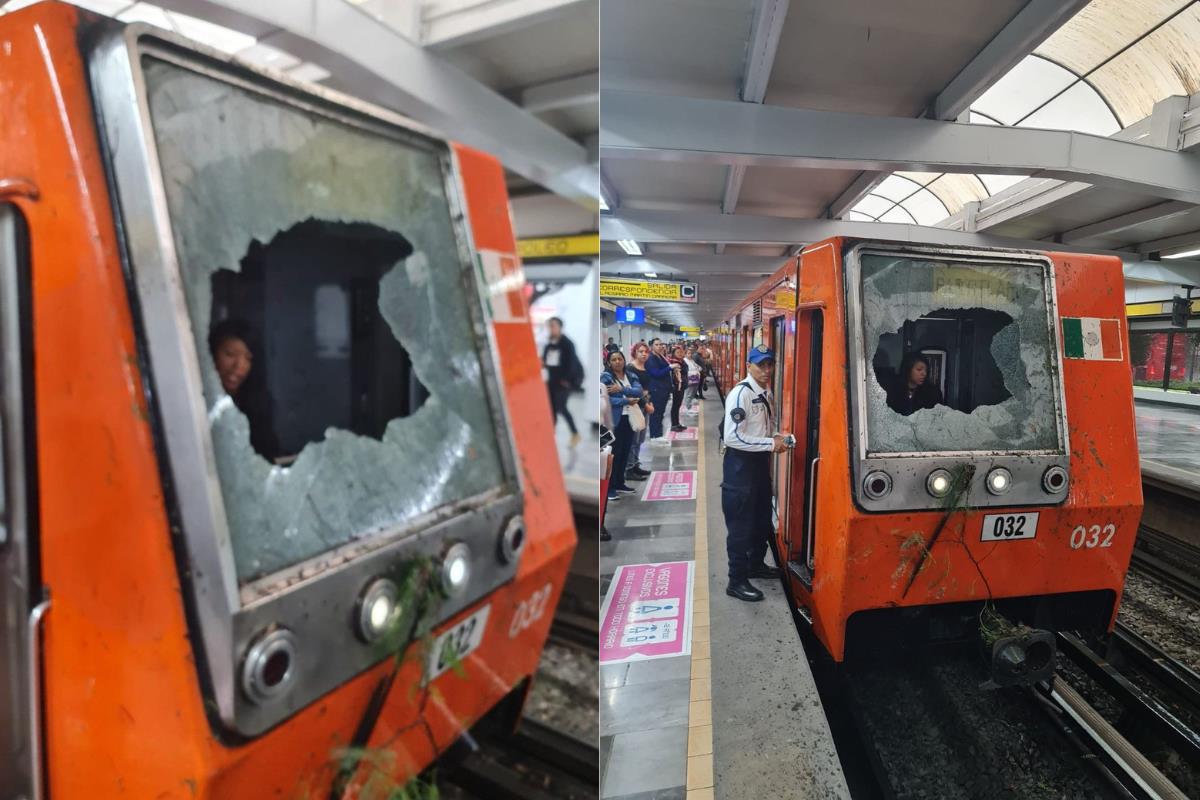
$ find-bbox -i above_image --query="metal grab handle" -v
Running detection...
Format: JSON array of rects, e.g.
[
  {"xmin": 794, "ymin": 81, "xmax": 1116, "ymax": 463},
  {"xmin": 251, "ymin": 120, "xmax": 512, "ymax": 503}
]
[
  {"xmin": 28, "ymin": 598, "xmax": 49, "ymax": 800},
  {"xmin": 805, "ymin": 457, "xmax": 820, "ymax": 571}
]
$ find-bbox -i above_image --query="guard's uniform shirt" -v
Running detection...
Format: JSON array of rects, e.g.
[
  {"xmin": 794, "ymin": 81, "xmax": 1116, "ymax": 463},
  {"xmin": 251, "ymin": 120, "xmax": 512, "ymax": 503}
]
[{"xmin": 721, "ymin": 374, "xmax": 775, "ymax": 580}]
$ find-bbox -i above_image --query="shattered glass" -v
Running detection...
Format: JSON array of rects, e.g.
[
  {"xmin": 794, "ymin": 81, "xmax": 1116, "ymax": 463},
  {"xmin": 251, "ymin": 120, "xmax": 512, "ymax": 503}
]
[
  {"xmin": 142, "ymin": 58, "xmax": 506, "ymax": 583},
  {"xmin": 859, "ymin": 255, "xmax": 1062, "ymax": 455}
]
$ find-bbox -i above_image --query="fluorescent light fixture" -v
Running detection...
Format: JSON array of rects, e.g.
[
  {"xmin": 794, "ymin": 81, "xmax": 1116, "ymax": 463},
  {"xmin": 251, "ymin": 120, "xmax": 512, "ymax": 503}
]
[
  {"xmin": 644, "ymin": 272, "xmax": 658, "ymax": 278},
  {"xmin": 1162, "ymin": 247, "xmax": 1200, "ymax": 260},
  {"xmin": 618, "ymin": 239, "xmax": 643, "ymax": 256}
]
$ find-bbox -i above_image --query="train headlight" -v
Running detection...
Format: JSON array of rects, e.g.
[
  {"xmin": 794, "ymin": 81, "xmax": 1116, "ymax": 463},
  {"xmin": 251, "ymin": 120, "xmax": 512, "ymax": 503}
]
[
  {"xmin": 442, "ymin": 542, "xmax": 471, "ymax": 597},
  {"xmin": 863, "ymin": 470, "xmax": 893, "ymax": 500},
  {"xmin": 498, "ymin": 515, "xmax": 525, "ymax": 564},
  {"xmin": 1042, "ymin": 466, "xmax": 1068, "ymax": 494},
  {"xmin": 985, "ymin": 467, "xmax": 1013, "ymax": 496},
  {"xmin": 356, "ymin": 578, "xmax": 401, "ymax": 643},
  {"xmin": 926, "ymin": 469, "xmax": 953, "ymax": 498}
]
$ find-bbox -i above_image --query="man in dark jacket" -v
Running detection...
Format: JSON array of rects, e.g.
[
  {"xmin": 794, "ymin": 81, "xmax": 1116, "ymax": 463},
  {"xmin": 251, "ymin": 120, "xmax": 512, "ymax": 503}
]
[{"xmin": 543, "ymin": 317, "xmax": 582, "ymax": 446}]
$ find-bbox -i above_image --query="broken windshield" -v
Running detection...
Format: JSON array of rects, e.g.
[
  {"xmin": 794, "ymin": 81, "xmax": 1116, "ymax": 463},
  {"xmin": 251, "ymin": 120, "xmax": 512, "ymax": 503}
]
[
  {"xmin": 858, "ymin": 253, "xmax": 1062, "ymax": 455},
  {"xmin": 142, "ymin": 57, "xmax": 508, "ymax": 584}
]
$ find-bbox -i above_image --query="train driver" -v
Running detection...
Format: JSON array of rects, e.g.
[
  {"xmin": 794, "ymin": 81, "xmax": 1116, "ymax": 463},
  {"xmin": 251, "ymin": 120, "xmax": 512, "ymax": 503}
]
[{"xmin": 721, "ymin": 344, "xmax": 791, "ymax": 602}]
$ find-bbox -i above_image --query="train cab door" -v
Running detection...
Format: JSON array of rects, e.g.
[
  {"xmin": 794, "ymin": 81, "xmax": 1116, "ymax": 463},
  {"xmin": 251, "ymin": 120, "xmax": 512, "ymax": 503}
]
[
  {"xmin": 768, "ymin": 316, "xmax": 789, "ymax": 544},
  {"xmin": 785, "ymin": 307, "xmax": 823, "ymax": 585}
]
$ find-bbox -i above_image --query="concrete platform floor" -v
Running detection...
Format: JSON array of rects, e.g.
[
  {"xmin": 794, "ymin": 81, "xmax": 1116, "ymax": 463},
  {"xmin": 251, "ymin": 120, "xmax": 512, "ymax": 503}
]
[
  {"xmin": 1136, "ymin": 400, "xmax": 1200, "ymax": 479},
  {"xmin": 600, "ymin": 395, "xmax": 848, "ymax": 800}
]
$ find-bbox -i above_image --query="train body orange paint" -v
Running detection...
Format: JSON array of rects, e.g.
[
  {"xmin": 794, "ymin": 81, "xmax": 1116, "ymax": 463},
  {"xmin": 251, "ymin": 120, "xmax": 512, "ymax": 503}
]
[
  {"xmin": 711, "ymin": 237, "xmax": 1142, "ymax": 663},
  {"xmin": 0, "ymin": 4, "xmax": 574, "ymax": 796}
]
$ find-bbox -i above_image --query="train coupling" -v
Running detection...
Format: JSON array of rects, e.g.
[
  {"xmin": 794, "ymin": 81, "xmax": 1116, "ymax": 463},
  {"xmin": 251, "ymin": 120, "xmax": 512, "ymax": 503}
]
[{"xmin": 979, "ymin": 609, "xmax": 1056, "ymax": 689}]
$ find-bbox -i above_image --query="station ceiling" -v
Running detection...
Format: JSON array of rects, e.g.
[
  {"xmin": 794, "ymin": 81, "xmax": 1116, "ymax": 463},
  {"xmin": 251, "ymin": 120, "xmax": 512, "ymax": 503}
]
[{"xmin": 600, "ymin": 0, "xmax": 1200, "ymax": 329}]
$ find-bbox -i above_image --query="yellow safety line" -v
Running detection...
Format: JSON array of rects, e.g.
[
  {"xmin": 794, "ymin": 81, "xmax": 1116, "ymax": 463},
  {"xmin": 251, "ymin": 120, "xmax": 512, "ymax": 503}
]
[{"xmin": 686, "ymin": 402, "xmax": 714, "ymax": 799}]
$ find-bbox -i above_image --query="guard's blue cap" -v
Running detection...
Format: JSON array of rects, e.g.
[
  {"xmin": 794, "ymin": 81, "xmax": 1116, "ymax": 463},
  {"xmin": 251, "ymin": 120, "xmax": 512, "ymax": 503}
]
[{"xmin": 747, "ymin": 344, "xmax": 775, "ymax": 364}]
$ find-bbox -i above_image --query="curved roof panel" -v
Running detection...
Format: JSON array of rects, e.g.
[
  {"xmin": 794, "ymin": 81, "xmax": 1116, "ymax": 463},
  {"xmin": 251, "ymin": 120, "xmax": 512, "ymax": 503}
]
[{"xmin": 851, "ymin": 0, "xmax": 1198, "ymax": 225}]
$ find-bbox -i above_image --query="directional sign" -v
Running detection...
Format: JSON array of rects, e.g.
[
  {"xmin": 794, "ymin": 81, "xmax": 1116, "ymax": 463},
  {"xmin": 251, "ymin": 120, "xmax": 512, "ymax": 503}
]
[
  {"xmin": 600, "ymin": 277, "xmax": 698, "ymax": 304},
  {"xmin": 679, "ymin": 326, "xmax": 700, "ymax": 333}
]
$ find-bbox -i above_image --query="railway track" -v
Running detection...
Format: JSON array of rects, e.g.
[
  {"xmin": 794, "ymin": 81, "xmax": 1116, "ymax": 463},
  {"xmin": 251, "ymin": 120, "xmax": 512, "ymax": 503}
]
[
  {"xmin": 1131, "ymin": 525, "xmax": 1200, "ymax": 606},
  {"xmin": 440, "ymin": 717, "xmax": 599, "ymax": 800}
]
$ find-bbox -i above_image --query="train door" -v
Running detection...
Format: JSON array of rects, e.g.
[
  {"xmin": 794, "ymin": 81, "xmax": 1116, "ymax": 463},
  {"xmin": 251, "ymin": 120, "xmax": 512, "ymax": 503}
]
[
  {"xmin": 768, "ymin": 316, "xmax": 789, "ymax": 538},
  {"xmin": 786, "ymin": 308, "xmax": 823, "ymax": 582},
  {"xmin": 0, "ymin": 204, "xmax": 40, "ymax": 800}
]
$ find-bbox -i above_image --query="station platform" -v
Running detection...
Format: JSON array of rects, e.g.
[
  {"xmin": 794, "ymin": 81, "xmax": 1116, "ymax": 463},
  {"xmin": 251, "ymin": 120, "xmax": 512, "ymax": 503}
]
[
  {"xmin": 1135, "ymin": 400, "xmax": 1200, "ymax": 492},
  {"xmin": 599, "ymin": 395, "xmax": 849, "ymax": 800}
]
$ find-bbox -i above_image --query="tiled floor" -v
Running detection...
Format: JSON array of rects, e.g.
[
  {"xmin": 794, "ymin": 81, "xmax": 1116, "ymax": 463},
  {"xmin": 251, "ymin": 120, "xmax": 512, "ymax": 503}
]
[
  {"xmin": 1136, "ymin": 400, "xmax": 1200, "ymax": 477},
  {"xmin": 600, "ymin": 401, "xmax": 705, "ymax": 800}
]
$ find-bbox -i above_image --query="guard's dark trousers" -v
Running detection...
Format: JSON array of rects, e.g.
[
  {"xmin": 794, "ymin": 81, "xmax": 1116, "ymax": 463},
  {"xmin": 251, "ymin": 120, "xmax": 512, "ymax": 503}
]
[{"xmin": 721, "ymin": 448, "xmax": 773, "ymax": 581}]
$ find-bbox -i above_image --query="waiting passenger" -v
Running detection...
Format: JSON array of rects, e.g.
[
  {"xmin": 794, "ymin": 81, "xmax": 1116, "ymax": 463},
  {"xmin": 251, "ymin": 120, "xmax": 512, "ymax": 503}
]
[
  {"xmin": 886, "ymin": 352, "xmax": 944, "ymax": 416},
  {"xmin": 543, "ymin": 317, "xmax": 583, "ymax": 448},
  {"xmin": 208, "ymin": 319, "xmax": 281, "ymax": 461},
  {"xmin": 601, "ymin": 351, "xmax": 645, "ymax": 503},
  {"xmin": 625, "ymin": 343, "xmax": 654, "ymax": 481}
]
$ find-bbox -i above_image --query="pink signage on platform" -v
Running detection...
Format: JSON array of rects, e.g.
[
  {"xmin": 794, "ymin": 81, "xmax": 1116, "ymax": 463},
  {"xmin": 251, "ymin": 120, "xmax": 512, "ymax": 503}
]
[
  {"xmin": 666, "ymin": 428, "xmax": 698, "ymax": 441},
  {"xmin": 599, "ymin": 561, "xmax": 695, "ymax": 664},
  {"xmin": 642, "ymin": 470, "xmax": 697, "ymax": 502}
]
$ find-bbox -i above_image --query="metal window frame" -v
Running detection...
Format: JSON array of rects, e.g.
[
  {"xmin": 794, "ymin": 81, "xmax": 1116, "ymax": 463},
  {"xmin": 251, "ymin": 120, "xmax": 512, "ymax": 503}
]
[
  {"xmin": 87, "ymin": 22, "xmax": 525, "ymax": 737},
  {"xmin": 844, "ymin": 242, "xmax": 1071, "ymax": 513}
]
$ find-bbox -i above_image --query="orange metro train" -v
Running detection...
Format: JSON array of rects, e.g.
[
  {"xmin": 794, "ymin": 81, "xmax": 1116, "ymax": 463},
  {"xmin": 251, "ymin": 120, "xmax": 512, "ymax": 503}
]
[
  {"xmin": 0, "ymin": 3, "xmax": 575, "ymax": 797},
  {"xmin": 710, "ymin": 237, "xmax": 1143, "ymax": 683}
]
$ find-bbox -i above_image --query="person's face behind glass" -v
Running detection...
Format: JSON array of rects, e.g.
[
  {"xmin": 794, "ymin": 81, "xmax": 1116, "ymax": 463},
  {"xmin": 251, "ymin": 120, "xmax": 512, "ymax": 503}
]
[
  {"xmin": 214, "ymin": 335, "xmax": 253, "ymax": 395},
  {"xmin": 909, "ymin": 360, "xmax": 928, "ymax": 387}
]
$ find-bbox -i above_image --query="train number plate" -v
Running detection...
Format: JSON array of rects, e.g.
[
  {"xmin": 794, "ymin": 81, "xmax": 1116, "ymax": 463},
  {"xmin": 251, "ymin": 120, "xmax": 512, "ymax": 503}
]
[
  {"xmin": 980, "ymin": 512, "xmax": 1039, "ymax": 542},
  {"xmin": 428, "ymin": 605, "xmax": 490, "ymax": 680}
]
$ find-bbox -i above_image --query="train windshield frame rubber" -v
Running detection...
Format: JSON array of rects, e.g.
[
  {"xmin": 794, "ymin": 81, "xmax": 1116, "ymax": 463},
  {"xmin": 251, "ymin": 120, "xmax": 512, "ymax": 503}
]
[
  {"xmin": 88, "ymin": 24, "xmax": 525, "ymax": 736},
  {"xmin": 844, "ymin": 243, "xmax": 1071, "ymax": 513}
]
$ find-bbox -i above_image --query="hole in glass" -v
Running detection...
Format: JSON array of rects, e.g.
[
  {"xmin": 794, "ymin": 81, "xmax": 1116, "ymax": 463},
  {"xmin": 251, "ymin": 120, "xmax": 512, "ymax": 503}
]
[
  {"xmin": 262, "ymin": 648, "xmax": 291, "ymax": 687},
  {"xmin": 208, "ymin": 219, "xmax": 427, "ymax": 463},
  {"xmin": 872, "ymin": 308, "xmax": 1015, "ymax": 417}
]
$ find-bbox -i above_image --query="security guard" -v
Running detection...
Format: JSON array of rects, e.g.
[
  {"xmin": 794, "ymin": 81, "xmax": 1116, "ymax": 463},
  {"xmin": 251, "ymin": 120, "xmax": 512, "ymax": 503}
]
[{"xmin": 722, "ymin": 344, "xmax": 790, "ymax": 601}]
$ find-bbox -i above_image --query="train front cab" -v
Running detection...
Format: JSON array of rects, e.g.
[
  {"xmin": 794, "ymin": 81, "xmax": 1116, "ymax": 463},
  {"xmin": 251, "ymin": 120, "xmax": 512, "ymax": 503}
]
[
  {"xmin": 0, "ymin": 4, "xmax": 575, "ymax": 797},
  {"xmin": 730, "ymin": 237, "xmax": 1142, "ymax": 669}
]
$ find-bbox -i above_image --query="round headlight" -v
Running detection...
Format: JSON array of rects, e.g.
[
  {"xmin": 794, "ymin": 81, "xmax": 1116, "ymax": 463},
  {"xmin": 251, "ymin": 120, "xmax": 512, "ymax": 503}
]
[
  {"xmin": 1042, "ymin": 466, "xmax": 1068, "ymax": 494},
  {"xmin": 356, "ymin": 578, "xmax": 401, "ymax": 643},
  {"xmin": 986, "ymin": 467, "xmax": 1013, "ymax": 496},
  {"xmin": 442, "ymin": 542, "xmax": 471, "ymax": 597},
  {"xmin": 241, "ymin": 628, "xmax": 298, "ymax": 704},
  {"xmin": 863, "ymin": 470, "xmax": 893, "ymax": 500},
  {"xmin": 926, "ymin": 469, "xmax": 953, "ymax": 498}
]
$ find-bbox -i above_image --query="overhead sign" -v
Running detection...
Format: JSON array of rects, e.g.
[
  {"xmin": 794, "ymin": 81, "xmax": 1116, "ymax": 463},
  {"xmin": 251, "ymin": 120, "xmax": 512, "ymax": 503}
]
[
  {"xmin": 600, "ymin": 277, "xmax": 698, "ymax": 304},
  {"xmin": 516, "ymin": 233, "xmax": 599, "ymax": 260},
  {"xmin": 616, "ymin": 306, "xmax": 645, "ymax": 324},
  {"xmin": 678, "ymin": 326, "xmax": 700, "ymax": 333}
]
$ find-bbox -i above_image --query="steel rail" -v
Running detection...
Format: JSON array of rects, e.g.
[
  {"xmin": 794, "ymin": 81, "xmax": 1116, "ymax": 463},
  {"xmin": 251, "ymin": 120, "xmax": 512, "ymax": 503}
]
[{"xmin": 1058, "ymin": 632, "xmax": 1200, "ymax": 769}]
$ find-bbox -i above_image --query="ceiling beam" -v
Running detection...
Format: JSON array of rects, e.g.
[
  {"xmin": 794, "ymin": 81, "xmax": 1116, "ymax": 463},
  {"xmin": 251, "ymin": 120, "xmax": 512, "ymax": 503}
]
[
  {"xmin": 932, "ymin": 0, "xmax": 1088, "ymax": 121},
  {"xmin": 421, "ymin": 0, "xmax": 589, "ymax": 49},
  {"xmin": 718, "ymin": 0, "xmax": 790, "ymax": 245},
  {"xmin": 1124, "ymin": 260, "xmax": 1200, "ymax": 286},
  {"xmin": 602, "ymin": 208, "xmax": 1139, "ymax": 259},
  {"xmin": 1060, "ymin": 201, "xmax": 1196, "ymax": 245},
  {"xmin": 152, "ymin": 0, "xmax": 596, "ymax": 208},
  {"xmin": 520, "ymin": 71, "xmax": 599, "ymax": 114},
  {"xmin": 600, "ymin": 90, "xmax": 1200, "ymax": 204}
]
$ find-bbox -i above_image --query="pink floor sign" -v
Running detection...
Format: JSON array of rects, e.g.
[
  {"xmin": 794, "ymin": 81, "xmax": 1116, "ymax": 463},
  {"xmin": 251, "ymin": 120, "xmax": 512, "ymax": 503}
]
[
  {"xmin": 599, "ymin": 561, "xmax": 695, "ymax": 664},
  {"xmin": 642, "ymin": 470, "xmax": 697, "ymax": 502},
  {"xmin": 666, "ymin": 427, "xmax": 697, "ymax": 441}
]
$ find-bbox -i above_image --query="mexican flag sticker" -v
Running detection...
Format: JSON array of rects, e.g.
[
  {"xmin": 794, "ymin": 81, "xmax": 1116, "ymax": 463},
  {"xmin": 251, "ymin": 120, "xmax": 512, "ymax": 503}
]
[{"xmin": 1062, "ymin": 317, "xmax": 1122, "ymax": 361}]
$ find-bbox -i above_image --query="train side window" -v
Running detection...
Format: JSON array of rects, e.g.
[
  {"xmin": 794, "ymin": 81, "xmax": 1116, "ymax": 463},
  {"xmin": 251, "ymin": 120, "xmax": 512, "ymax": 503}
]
[
  {"xmin": 859, "ymin": 255, "xmax": 1062, "ymax": 454},
  {"xmin": 142, "ymin": 58, "xmax": 508, "ymax": 585}
]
